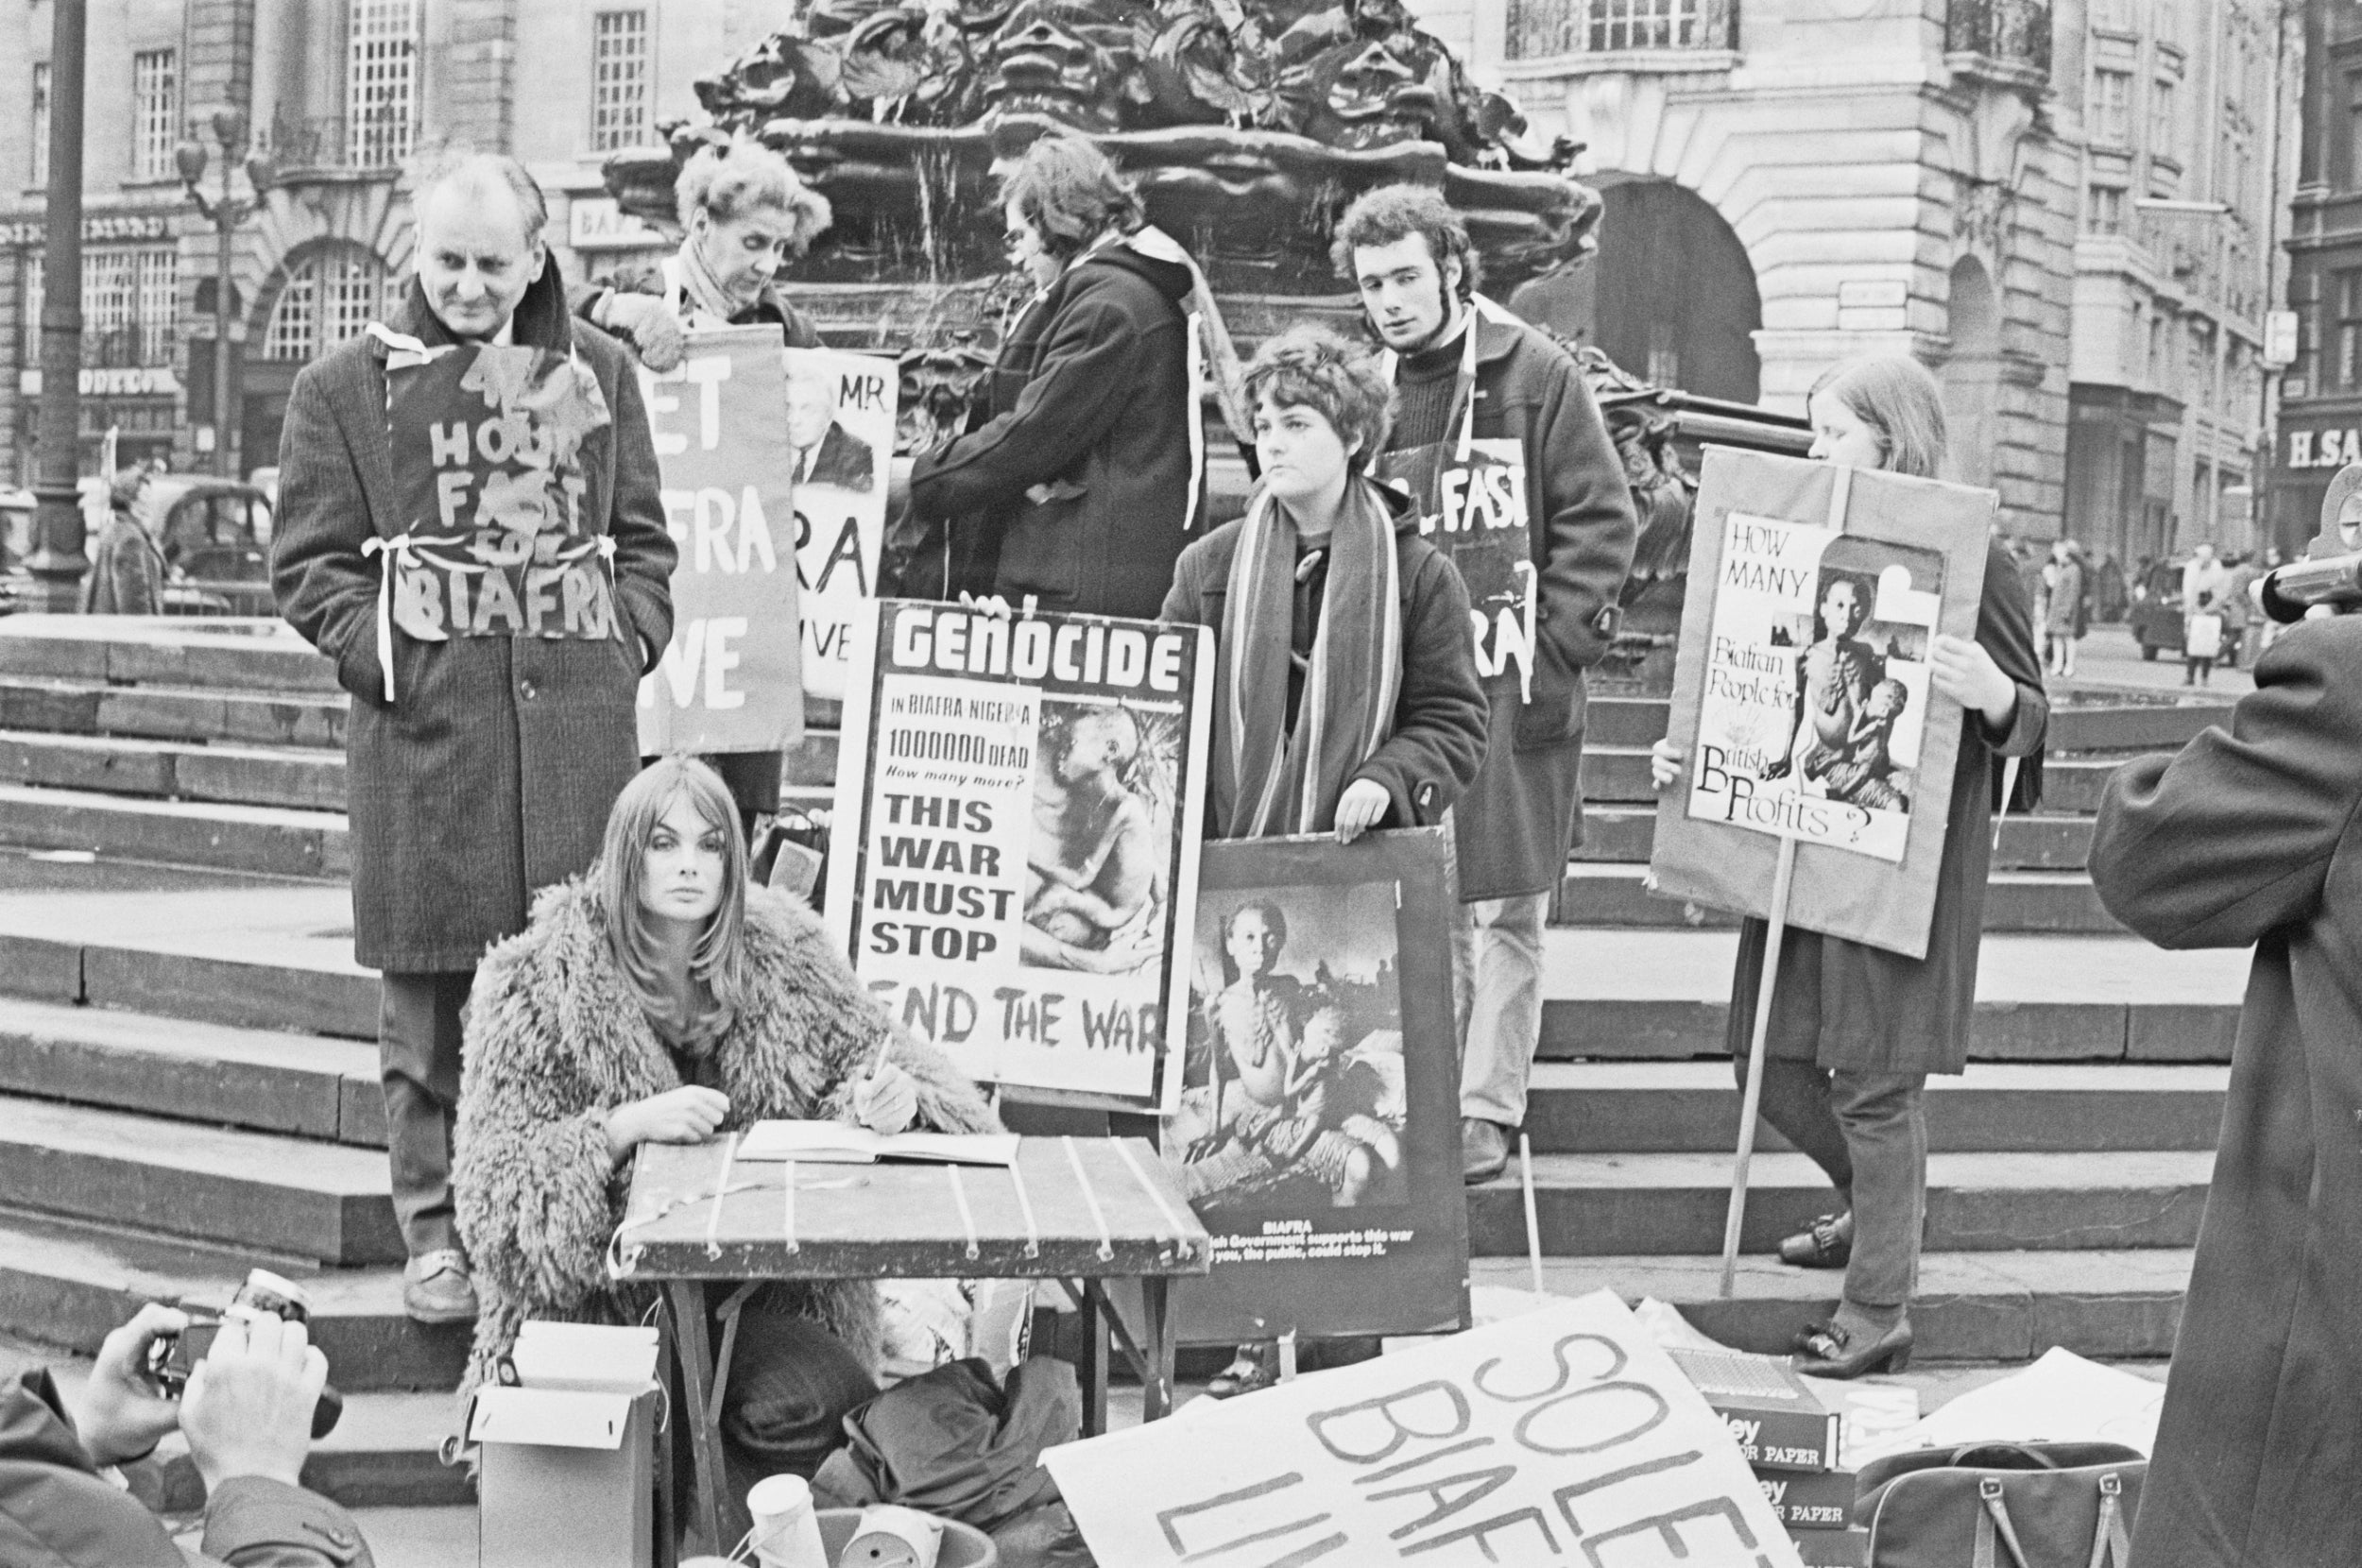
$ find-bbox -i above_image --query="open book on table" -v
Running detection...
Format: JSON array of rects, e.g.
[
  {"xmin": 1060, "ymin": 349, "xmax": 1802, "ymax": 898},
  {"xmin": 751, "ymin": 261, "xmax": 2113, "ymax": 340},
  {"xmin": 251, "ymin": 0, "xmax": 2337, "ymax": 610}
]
[{"xmin": 734, "ymin": 1120, "xmax": 1021, "ymax": 1167}]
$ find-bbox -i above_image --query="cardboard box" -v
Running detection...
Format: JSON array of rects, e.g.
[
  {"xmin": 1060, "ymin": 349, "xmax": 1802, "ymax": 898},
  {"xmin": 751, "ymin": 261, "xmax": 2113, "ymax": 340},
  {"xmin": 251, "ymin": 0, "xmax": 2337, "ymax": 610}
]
[
  {"xmin": 1789, "ymin": 1525, "xmax": 1871, "ymax": 1567},
  {"xmin": 1665, "ymin": 1345, "xmax": 1841, "ymax": 1473},
  {"xmin": 1755, "ymin": 1466, "xmax": 1857, "ymax": 1530},
  {"xmin": 470, "ymin": 1321, "xmax": 664, "ymax": 1568}
]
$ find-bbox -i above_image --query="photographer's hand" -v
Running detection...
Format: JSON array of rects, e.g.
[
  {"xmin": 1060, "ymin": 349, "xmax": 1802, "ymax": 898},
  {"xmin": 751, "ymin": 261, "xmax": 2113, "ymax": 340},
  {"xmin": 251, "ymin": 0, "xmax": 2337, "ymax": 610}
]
[
  {"xmin": 69, "ymin": 1302, "xmax": 188, "ymax": 1466},
  {"xmin": 1929, "ymin": 634, "xmax": 2019, "ymax": 728},
  {"xmin": 180, "ymin": 1313, "xmax": 328, "ymax": 1494}
]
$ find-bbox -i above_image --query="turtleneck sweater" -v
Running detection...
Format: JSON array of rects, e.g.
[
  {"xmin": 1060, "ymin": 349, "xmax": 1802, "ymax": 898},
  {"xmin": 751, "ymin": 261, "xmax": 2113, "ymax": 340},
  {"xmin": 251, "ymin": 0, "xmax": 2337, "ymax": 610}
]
[{"xmin": 1386, "ymin": 320, "xmax": 1470, "ymax": 454}]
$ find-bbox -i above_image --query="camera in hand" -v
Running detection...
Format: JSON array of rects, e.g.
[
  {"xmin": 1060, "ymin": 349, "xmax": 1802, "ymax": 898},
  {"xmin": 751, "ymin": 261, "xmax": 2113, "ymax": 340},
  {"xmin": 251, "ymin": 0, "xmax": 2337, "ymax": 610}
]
[{"xmin": 146, "ymin": 1269, "xmax": 345, "ymax": 1440}]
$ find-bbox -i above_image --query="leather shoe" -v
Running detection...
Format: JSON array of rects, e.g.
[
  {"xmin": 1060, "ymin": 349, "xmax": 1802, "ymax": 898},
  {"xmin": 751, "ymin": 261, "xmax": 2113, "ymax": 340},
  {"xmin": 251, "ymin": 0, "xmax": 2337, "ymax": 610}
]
[
  {"xmin": 1462, "ymin": 1118, "xmax": 1509, "ymax": 1184},
  {"xmin": 1205, "ymin": 1342, "xmax": 1275, "ymax": 1400},
  {"xmin": 1791, "ymin": 1317, "xmax": 1912, "ymax": 1379},
  {"xmin": 1778, "ymin": 1211, "xmax": 1853, "ymax": 1269},
  {"xmin": 402, "ymin": 1248, "xmax": 479, "ymax": 1325}
]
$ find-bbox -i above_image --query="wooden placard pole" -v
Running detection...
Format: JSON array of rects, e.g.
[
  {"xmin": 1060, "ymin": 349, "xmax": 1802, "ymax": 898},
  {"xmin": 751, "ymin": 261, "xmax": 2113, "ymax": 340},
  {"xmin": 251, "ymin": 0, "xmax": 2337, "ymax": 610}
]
[{"xmin": 1720, "ymin": 832, "xmax": 1798, "ymax": 1299}]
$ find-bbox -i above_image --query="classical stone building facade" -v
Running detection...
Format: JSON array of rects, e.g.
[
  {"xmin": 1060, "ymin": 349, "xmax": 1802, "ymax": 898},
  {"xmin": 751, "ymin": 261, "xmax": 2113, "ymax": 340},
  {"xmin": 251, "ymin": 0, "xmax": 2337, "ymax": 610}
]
[
  {"xmin": 0, "ymin": 0, "xmax": 791, "ymax": 486},
  {"xmin": 2272, "ymin": 0, "xmax": 2362, "ymax": 555},
  {"xmin": 1420, "ymin": 0, "xmax": 2082, "ymax": 539}
]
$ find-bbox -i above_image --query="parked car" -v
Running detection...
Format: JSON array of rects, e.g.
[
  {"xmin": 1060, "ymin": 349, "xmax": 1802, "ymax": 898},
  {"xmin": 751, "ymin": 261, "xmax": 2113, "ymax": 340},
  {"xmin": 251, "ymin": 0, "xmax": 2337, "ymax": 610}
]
[
  {"xmin": 145, "ymin": 476, "xmax": 275, "ymax": 616},
  {"xmin": 2129, "ymin": 558, "xmax": 2185, "ymax": 660}
]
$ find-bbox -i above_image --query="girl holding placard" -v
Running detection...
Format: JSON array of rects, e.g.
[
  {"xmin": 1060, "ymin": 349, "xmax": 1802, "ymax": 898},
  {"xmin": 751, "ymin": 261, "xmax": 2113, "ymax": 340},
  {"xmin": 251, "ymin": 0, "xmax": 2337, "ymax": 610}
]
[{"xmin": 1650, "ymin": 356, "xmax": 2048, "ymax": 1378}]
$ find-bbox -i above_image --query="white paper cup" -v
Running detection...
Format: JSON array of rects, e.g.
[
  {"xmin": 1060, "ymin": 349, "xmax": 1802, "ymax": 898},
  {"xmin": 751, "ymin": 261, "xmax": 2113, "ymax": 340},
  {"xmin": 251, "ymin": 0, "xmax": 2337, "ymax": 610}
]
[{"xmin": 745, "ymin": 1474, "xmax": 830, "ymax": 1568}]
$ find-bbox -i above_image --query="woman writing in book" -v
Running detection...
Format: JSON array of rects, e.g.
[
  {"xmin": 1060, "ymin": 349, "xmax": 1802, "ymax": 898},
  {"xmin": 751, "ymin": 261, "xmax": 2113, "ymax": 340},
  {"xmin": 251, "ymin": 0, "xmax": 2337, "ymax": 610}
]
[
  {"xmin": 1649, "ymin": 356, "xmax": 2045, "ymax": 1378},
  {"xmin": 454, "ymin": 757, "xmax": 999, "ymax": 1496}
]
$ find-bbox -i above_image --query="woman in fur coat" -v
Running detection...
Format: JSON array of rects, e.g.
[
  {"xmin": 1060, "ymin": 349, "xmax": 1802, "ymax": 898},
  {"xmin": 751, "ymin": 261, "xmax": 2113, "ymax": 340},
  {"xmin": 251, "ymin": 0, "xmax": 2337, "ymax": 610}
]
[{"xmin": 454, "ymin": 756, "xmax": 999, "ymax": 1483}]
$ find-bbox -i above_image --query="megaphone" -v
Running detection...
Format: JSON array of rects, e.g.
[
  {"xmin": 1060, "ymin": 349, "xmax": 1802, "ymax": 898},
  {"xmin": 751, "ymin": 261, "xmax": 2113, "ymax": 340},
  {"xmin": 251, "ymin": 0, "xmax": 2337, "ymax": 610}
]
[{"xmin": 2257, "ymin": 461, "xmax": 2362, "ymax": 622}]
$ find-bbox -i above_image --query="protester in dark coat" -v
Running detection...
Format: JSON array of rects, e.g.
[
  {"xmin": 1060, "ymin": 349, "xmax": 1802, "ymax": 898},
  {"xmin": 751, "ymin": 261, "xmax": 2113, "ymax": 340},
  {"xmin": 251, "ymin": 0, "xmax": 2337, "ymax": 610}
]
[
  {"xmin": 1652, "ymin": 357, "xmax": 2047, "ymax": 1380},
  {"xmin": 272, "ymin": 156, "xmax": 676, "ymax": 1325},
  {"xmin": 79, "ymin": 468, "xmax": 166, "ymax": 615},
  {"xmin": 898, "ymin": 135, "xmax": 1236, "ymax": 620},
  {"xmin": 1159, "ymin": 325, "xmax": 1486, "ymax": 1400},
  {"xmin": 1332, "ymin": 185, "xmax": 1637, "ymax": 1182},
  {"xmin": 0, "ymin": 1304, "xmax": 372, "ymax": 1567},
  {"xmin": 2089, "ymin": 620, "xmax": 2362, "ymax": 1568},
  {"xmin": 568, "ymin": 134, "xmax": 832, "ymax": 837}
]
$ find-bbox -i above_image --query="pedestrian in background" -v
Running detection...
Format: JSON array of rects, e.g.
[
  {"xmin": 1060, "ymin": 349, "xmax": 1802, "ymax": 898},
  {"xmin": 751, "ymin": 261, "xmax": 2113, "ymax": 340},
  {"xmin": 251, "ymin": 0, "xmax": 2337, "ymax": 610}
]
[
  {"xmin": 1330, "ymin": 183, "xmax": 1638, "ymax": 1185},
  {"xmin": 572, "ymin": 134, "xmax": 834, "ymax": 843},
  {"xmin": 1649, "ymin": 356, "xmax": 2048, "ymax": 1378},
  {"xmin": 2042, "ymin": 538, "xmax": 2084, "ymax": 678},
  {"xmin": 272, "ymin": 154, "xmax": 677, "ymax": 1323},
  {"xmin": 2182, "ymin": 543, "xmax": 2228, "ymax": 687},
  {"xmin": 894, "ymin": 133, "xmax": 1241, "ymax": 620},
  {"xmin": 78, "ymin": 465, "xmax": 164, "ymax": 616}
]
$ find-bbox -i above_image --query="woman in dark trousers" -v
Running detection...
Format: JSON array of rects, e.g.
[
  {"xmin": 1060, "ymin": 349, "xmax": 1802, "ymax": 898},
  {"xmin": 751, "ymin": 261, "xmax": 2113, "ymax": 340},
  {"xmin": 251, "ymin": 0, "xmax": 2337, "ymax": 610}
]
[
  {"xmin": 1161, "ymin": 325, "xmax": 1488, "ymax": 1397},
  {"xmin": 1650, "ymin": 356, "xmax": 2048, "ymax": 1376},
  {"xmin": 573, "ymin": 136, "xmax": 832, "ymax": 843}
]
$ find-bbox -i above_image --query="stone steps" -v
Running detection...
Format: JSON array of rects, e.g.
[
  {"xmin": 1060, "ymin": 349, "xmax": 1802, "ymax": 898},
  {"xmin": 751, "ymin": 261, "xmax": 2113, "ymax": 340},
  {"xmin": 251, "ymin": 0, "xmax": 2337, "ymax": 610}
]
[
  {"xmin": 0, "ymin": 783, "xmax": 349, "ymax": 878},
  {"xmin": 1556, "ymin": 861, "xmax": 2124, "ymax": 934},
  {"xmin": 0, "ymin": 728, "xmax": 345, "ymax": 810},
  {"xmin": 1539, "ymin": 995, "xmax": 2236, "ymax": 1064},
  {"xmin": 0, "ymin": 1209, "xmax": 465, "ymax": 1392},
  {"xmin": 0, "ymin": 996, "xmax": 384, "ymax": 1147},
  {"xmin": 0, "ymin": 1093, "xmax": 401, "ymax": 1266},
  {"xmin": 1464, "ymin": 1149, "xmax": 2211, "ymax": 1257},
  {"xmin": 1470, "ymin": 1251, "xmax": 2190, "ymax": 1362},
  {"xmin": 0, "ymin": 617, "xmax": 343, "ymax": 694},
  {"xmin": 1522, "ymin": 1061, "xmax": 2228, "ymax": 1153},
  {"xmin": 0, "ymin": 674, "xmax": 347, "ymax": 749}
]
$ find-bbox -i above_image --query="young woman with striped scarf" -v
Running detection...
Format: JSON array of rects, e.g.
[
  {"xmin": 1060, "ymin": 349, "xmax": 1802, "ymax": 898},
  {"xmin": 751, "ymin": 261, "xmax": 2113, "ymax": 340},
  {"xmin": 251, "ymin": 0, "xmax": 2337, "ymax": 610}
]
[{"xmin": 1160, "ymin": 324, "xmax": 1490, "ymax": 1396}]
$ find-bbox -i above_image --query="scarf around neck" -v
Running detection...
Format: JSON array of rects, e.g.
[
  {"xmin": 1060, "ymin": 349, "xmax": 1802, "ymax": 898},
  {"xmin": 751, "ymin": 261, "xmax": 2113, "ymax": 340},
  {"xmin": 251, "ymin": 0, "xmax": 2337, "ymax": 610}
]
[
  {"xmin": 1214, "ymin": 478, "xmax": 1403, "ymax": 837},
  {"xmin": 673, "ymin": 239, "xmax": 752, "ymax": 327}
]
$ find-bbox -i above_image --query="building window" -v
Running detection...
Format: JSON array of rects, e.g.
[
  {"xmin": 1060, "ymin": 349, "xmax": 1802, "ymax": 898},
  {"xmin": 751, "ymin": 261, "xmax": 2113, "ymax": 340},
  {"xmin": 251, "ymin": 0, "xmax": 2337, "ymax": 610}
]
[
  {"xmin": 25, "ymin": 247, "xmax": 179, "ymax": 366},
  {"xmin": 131, "ymin": 50, "xmax": 178, "ymax": 182},
  {"xmin": 30, "ymin": 63, "xmax": 48, "ymax": 188},
  {"xmin": 348, "ymin": 0, "xmax": 419, "ymax": 168},
  {"xmin": 591, "ymin": 10, "xmax": 651, "ymax": 152},
  {"xmin": 2149, "ymin": 77, "xmax": 2177, "ymax": 160},
  {"xmin": 2091, "ymin": 69, "xmax": 2131, "ymax": 146},
  {"xmin": 265, "ymin": 249, "xmax": 395, "ymax": 363},
  {"xmin": 2087, "ymin": 184, "xmax": 2126, "ymax": 235},
  {"xmin": 1505, "ymin": 0, "xmax": 1730, "ymax": 59},
  {"xmin": 2336, "ymin": 270, "xmax": 2362, "ymax": 391}
]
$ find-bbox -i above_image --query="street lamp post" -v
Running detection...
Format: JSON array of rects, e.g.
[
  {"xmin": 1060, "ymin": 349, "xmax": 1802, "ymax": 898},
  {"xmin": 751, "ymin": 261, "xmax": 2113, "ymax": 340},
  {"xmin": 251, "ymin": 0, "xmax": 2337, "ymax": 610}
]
[
  {"xmin": 24, "ymin": 0, "xmax": 88, "ymax": 613},
  {"xmin": 175, "ymin": 111, "xmax": 274, "ymax": 480}
]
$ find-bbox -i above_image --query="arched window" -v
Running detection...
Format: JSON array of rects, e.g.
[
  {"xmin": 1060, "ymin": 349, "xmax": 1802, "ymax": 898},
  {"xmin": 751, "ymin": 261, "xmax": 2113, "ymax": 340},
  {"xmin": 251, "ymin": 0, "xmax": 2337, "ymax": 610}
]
[{"xmin": 264, "ymin": 247, "xmax": 398, "ymax": 362}]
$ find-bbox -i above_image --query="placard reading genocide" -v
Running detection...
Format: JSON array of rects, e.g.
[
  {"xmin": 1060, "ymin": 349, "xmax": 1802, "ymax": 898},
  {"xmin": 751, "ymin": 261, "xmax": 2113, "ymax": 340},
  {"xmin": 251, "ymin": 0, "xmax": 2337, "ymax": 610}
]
[
  {"xmin": 1166, "ymin": 831, "xmax": 1466, "ymax": 1342},
  {"xmin": 825, "ymin": 600, "xmax": 1215, "ymax": 1116},
  {"xmin": 1687, "ymin": 513, "xmax": 1943, "ymax": 862},
  {"xmin": 383, "ymin": 338, "xmax": 624, "ymax": 646},
  {"xmin": 1651, "ymin": 449, "xmax": 1993, "ymax": 960},
  {"xmin": 783, "ymin": 346, "xmax": 896, "ymax": 701},
  {"xmin": 635, "ymin": 326, "xmax": 803, "ymax": 757},
  {"xmin": 1041, "ymin": 1289, "xmax": 1805, "ymax": 1568}
]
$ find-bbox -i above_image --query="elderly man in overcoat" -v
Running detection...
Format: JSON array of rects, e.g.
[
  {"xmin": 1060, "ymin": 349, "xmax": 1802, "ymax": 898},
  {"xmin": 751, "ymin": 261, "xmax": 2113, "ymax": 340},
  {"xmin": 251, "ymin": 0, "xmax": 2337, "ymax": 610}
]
[
  {"xmin": 2090, "ymin": 608, "xmax": 2362, "ymax": 1568},
  {"xmin": 271, "ymin": 155, "xmax": 676, "ymax": 1322},
  {"xmin": 1333, "ymin": 184, "xmax": 1637, "ymax": 1182}
]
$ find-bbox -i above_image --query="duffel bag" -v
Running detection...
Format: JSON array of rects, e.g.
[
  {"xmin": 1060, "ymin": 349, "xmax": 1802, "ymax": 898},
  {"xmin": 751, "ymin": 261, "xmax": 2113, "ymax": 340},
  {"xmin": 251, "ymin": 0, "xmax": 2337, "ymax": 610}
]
[{"xmin": 1855, "ymin": 1441, "xmax": 2144, "ymax": 1567}]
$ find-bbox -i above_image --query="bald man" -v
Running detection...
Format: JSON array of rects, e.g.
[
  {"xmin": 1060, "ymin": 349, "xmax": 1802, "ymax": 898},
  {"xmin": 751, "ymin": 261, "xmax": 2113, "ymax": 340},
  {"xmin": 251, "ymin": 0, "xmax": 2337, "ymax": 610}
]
[{"xmin": 272, "ymin": 155, "xmax": 676, "ymax": 1323}]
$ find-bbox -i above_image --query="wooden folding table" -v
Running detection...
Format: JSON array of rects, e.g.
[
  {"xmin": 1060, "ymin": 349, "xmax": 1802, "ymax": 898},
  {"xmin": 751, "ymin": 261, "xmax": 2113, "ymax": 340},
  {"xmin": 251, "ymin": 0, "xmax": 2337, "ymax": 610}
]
[{"xmin": 609, "ymin": 1133, "xmax": 1210, "ymax": 1558}]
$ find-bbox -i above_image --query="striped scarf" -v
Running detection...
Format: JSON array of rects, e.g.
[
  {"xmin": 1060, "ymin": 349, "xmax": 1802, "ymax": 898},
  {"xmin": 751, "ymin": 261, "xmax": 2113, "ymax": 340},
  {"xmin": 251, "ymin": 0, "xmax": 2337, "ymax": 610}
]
[{"xmin": 1214, "ymin": 479, "xmax": 1403, "ymax": 837}]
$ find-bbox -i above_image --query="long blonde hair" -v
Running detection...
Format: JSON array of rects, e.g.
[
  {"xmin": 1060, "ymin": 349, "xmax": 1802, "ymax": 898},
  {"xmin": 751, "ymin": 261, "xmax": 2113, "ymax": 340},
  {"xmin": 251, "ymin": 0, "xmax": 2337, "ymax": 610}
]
[
  {"xmin": 598, "ymin": 757, "xmax": 753, "ymax": 1050},
  {"xmin": 1809, "ymin": 356, "xmax": 1949, "ymax": 479}
]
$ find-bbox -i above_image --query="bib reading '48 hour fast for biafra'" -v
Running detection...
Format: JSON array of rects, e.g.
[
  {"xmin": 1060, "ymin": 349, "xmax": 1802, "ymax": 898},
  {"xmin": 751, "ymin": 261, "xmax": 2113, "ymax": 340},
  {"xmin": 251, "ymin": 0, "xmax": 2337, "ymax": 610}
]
[
  {"xmin": 358, "ymin": 325, "xmax": 624, "ymax": 700},
  {"xmin": 1372, "ymin": 301, "xmax": 1539, "ymax": 703}
]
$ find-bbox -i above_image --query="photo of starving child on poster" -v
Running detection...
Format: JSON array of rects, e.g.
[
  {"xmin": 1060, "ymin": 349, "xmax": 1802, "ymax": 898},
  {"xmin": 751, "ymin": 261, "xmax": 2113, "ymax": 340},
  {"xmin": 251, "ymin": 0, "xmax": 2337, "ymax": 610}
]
[
  {"xmin": 1020, "ymin": 699, "xmax": 1185, "ymax": 977},
  {"xmin": 1688, "ymin": 517, "xmax": 1945, "ymax": 863},
  {"xmin": 1167, "ymin": 832, "xmax": 1466, "ymax": 1343}
]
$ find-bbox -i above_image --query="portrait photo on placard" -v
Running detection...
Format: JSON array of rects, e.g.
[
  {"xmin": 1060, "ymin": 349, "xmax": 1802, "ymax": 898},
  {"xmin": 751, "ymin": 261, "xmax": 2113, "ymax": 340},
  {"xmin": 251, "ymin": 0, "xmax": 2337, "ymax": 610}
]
[
  {"xmin": 1020, "ymin": 697, "xmax": 1183, "ymax": 976},
  {"xmin": 1167, "ymin": 878, "xmax": 1410, "ymax": 1219}
]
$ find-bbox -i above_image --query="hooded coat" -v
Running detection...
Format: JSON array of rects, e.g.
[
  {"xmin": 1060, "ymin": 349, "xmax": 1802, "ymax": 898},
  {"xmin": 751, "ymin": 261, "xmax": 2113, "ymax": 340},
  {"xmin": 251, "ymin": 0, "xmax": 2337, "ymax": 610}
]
[
  {"xmin": 899, "ymin": 229, "xmax": 1206, "ymax": 619},
  {"xmin": 0, "ymin": 1368, "xmax": 371, "ymax": 1566},
  {"xmin": 2089, "ymin": 620, "xmax": 2362, "ymax": 1568},
  {"xmin": 1159, "ymin": 480, "xmax": 1490, "ymax": 835},
  {"xmin": 271, "ymin": 269, "xmax": 677, "ymax": 972},
  {"xmin": 453, "ymin": 877, "xmax": 1001, "ymax": 1391}
]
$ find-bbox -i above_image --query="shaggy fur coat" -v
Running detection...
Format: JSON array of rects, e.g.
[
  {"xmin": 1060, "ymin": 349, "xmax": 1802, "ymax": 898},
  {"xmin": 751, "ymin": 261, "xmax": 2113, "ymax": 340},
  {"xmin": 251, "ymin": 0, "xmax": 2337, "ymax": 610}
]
[{"xmin": 454, "ymin": 877, "xmax": 1001, "ymax": 1392}]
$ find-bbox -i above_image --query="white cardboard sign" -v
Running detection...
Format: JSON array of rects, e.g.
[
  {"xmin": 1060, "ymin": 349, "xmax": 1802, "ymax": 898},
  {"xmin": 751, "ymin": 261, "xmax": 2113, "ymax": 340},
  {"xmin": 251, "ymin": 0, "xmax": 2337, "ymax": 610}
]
[{"xmin": 1041, "ymin": 1289, "xmax": 1803, "ymax": 1567}]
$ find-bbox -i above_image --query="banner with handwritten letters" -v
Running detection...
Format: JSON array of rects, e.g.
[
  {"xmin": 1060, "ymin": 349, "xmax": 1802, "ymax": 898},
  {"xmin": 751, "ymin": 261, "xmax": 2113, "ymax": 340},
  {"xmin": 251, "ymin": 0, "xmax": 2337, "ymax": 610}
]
[
  {"xmin": 1373, "ymin": 437, "xmax": 1538, "ymax": 699},
  {"xmin": 384, "ymin": 340, "xmax": 621, "ymax": 648},
  {"xmin": 1651, "ymin": 449, "xmax": 1993, "ymax": 961},
  {"xmin": 783, "ymin": 346, "xmax": 896, "ymax": 702},
  {"xmin": 1041, "ymin": 1290, "xmax": 1805, "ymax": 1568},
  {"xmin": 825, "ymin": 600, "xmax": 1215, "ymax": 1115},
  {"xmin": 635, "ymin": 326, "xmax": 804, "ymax": 756},
  {"xmin": 1167, "ymin": 830, "xmax": 1467, "ymax": 1342}
]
